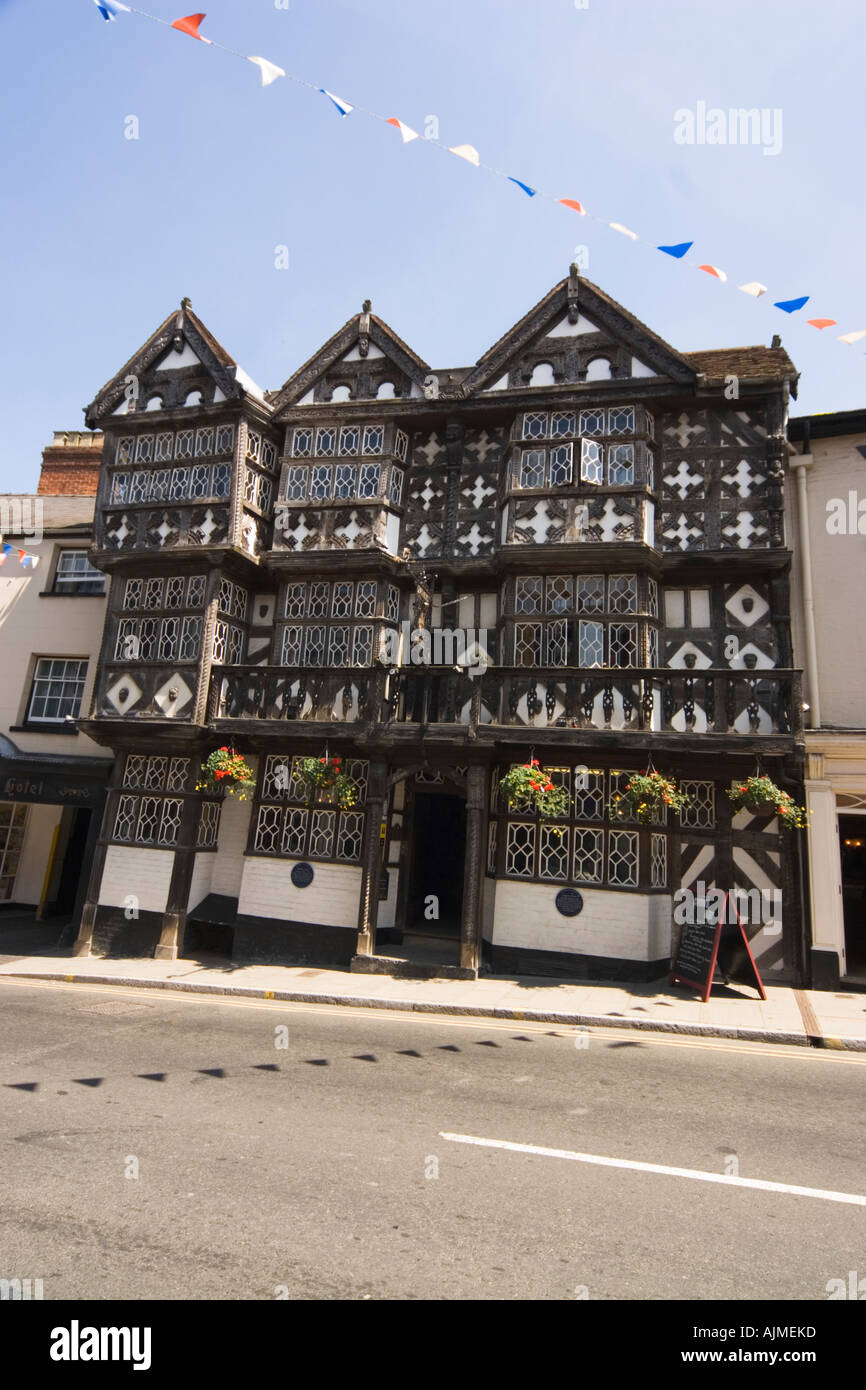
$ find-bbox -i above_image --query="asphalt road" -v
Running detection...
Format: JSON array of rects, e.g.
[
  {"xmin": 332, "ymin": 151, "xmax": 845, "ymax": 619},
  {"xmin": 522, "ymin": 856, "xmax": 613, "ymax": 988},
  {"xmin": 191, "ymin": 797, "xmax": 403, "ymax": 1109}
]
[{"xmin": 0, "ymin": 977, "xmax": 864, "ymax": 1301}]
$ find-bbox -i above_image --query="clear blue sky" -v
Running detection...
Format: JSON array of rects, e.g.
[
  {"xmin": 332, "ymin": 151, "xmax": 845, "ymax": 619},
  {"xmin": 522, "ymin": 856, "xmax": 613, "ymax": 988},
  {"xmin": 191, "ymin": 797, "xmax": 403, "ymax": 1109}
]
[{"xmin": 1, "ymin": 0, "xmax": 864, "ymax": 490}]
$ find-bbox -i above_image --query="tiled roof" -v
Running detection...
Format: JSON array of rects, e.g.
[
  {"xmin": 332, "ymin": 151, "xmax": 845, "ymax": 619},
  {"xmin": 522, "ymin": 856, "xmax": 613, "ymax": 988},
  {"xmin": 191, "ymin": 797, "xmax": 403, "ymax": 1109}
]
[{"xmin": 682, "ymin": 346, "xmax": 798, "ymax": 380}]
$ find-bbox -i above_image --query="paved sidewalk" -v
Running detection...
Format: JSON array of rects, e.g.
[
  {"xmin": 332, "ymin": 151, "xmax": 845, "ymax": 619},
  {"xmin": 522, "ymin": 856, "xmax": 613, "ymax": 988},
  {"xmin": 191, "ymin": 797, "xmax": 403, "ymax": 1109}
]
[{"xmin": 2, "ymin": 949, "xmax": 865, "ymax": 1050}]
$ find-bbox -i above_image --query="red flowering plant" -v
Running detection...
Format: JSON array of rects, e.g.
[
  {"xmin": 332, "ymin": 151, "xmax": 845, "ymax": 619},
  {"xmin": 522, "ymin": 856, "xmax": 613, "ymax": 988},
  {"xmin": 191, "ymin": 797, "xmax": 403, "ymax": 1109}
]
[
  {"xmin": 197, "ymin": 747, "xmax": 256, "ymax": 800},
  {"xmin": 728, "ymin": 775, "xmax": 807, "ymax": 830},
  {"xmin": 499, "ymin": 761, "xmax": 569, "ymax": 821},
  {"xmin": 296, "ymin": 756, "xmax": 358, "ymax": 810},
  {"xmin": 610, "ymin": 770, "xmax": 690, "ymax": 825}
]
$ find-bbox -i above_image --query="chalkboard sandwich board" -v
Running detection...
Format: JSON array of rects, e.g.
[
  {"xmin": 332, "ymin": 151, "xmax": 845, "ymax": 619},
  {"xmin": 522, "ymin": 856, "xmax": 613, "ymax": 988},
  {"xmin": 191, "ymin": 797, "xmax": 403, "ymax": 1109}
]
[{"xmin": 670, "ymin": 892, "xmax": 767, "ymax": 1002}]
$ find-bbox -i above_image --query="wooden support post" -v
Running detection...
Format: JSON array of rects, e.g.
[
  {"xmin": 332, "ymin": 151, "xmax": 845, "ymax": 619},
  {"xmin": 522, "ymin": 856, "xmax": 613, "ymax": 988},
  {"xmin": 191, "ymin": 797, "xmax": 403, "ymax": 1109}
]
[
  {"xmin": 356, "ymin": 761, "xmax": 388, "ymax": 957},
  {"xmin": 460, "ymin": 765, "xmax": 487, "ymax": 974},
  {"xmin": 154, "ymin": 794, "xmax": 202, "ymax": 961}
]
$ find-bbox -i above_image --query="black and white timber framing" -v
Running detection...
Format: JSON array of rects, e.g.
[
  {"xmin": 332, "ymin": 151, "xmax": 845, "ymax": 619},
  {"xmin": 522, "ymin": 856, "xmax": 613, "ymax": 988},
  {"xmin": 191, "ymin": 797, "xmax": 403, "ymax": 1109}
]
[{"xmin": 72, "ymin": 271, "xmax": 808, "ymax": 983}]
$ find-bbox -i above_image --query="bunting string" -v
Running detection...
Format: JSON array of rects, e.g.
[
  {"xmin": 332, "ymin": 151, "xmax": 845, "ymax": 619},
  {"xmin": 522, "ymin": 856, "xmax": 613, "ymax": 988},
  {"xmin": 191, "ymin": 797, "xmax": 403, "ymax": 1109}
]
[
  {"xmin": 0, "ymin": 542, "xmax": 40, "ymax": 569},
  {"xmin": 90, "ymin": 5, "xmax": 865, "ymax": 351}
]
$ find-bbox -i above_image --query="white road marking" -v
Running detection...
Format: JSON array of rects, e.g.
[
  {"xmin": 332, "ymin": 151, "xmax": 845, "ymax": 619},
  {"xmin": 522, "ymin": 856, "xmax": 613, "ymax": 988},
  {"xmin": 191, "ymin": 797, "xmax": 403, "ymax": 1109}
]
[{"xmin": 439, "ymin": 1132, "xmax": 866, "ymax": 1207}]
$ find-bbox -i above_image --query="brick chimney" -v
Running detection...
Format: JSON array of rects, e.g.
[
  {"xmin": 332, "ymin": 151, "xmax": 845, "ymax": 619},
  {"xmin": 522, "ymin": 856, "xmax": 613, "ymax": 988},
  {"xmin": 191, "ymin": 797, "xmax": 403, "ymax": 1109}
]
[{"xmin": 38, "ymin": 432, "xmax": 103, "ymax": 496}]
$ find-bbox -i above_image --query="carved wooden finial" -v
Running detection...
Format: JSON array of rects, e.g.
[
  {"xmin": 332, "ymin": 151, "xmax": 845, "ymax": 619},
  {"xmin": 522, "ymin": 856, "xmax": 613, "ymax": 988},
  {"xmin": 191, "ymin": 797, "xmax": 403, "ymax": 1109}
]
[
  {"xmin": 771, "ymin": 334, "xmax": 781, "ymax": 348},
  {"xmin": 181, "ymin": 297, "xmax": 192, "ymax": 311},
  {"xmin": 362, "ymin": 299, "xmax": 372, "ymax": 314},
  {"xmin": 569, "ymin": 262, "xmax": 580, "ymax": 280}
]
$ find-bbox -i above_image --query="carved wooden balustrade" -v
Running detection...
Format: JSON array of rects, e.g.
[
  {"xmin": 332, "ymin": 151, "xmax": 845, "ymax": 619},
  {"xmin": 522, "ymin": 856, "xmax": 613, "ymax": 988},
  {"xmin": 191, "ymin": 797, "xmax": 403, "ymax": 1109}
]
[{"xmin": 209, "ymin": 665, "xmax": 802, "ymax": 738}]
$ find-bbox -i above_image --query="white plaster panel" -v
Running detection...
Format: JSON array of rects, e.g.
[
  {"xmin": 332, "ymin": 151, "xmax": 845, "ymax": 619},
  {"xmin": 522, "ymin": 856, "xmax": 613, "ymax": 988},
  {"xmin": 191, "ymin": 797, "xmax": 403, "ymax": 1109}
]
[
  {"xmin": 238, "ymin": 858, "xmax": 362, "ymax": 928},
  {"xmin": 492, "ymin": 881, "xmax": 665, "ymax": 960},
  {"xmin": 98, "ymin": 846, "xmax": 173, "ymax": 913}
]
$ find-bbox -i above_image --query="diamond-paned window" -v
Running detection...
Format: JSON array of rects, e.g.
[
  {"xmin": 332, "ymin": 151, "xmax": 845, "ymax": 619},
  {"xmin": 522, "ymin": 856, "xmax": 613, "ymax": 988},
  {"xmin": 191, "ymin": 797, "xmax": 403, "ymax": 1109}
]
[
  {"xmin": 522, "ymin": 412, "xmax": 548, "ymax": 440},
  {"xmin": 609, "ymin": 830, "xmax": 638, "ymax": 885},
  {"xmin": 609, "ymin": 623, "xmax": 638, "ymax": 668},
  {"xmin": 577, "ymin": 576, "xmax": 605, "ymax": 612},
  {"xmin": 551, "ymin": 412, "xmax": 576, "ymax": 438},
  {"xmin": 175, "ymin": 430, "xmax": 194, "ymax": 460},
  {"xmin": 608, "ymin": 575, "xmax": 638, "ymax": 614},
  {"xmin": 339, "ymin": 426, "xmax": 360, "ymax": 456},
  {"xmin": 651, "ymin": 833, "xmax": 667, "ymax": 888},
  {"xmin": 123, "ymin": 579, "xmax": 143, "ymax": 610},
  {"xmin": 549, "ymin": 443, "xmax": 573, "ymax": 486},
  {"xmin": 284, "ymin": 584, "xmax": 306, "ymax": 619},
  {"xmin": 143, "ymin": 579, "xmax": 163, "ymax": 610},
  {"xmin": 388, "ymin": 469, "xmax": 404, "ymax": 506},
  {"xmin": 578, "ymin": 620, "xmax": 604, "ymax": 666},
  {"xmin": 117, "ymin": 438, "xmax": 135, "ymax": 466},
  {"xmin": 353, "ymin": 626, "xmax": 374, "ymax": 665},
  {"xmin": 515, "ymin": 577, "xmax": 543, "ymax": 615},
  {"xmin": 579, "ymin": 409, "xmax": 605, "ymax": 436},
  {"xmin": 362, "ymin": 425, "xmax": 384, "ymax": 455},
  {"xmin": 311, "ymin": 465, "xmax": 331, "ymax": 499},
  {"xmin": 680, "ymin": 781, "xmax": 716, "ymax": 829},
  {"xmin": 608, "ymin": 406, "xmax": 635, "ymax": 436},
  {"xmin": 355, "ymin": 582, "xmax": 377, "ymax": 618},
  {"xmin": 580, "ymin": 438, "xmax": 603, "ymax": 484},
  {"xmin": 281, "ymin": 626, "xmax": 303, "ymax": 665},
  {"xmin": 505, "ymin": 822, "xmax": 535, "ymax": 877},
  {"xmin": 539, "ymin": 825, "xmax": 570, "ymax": 880},
  {"xmin": 358, "ymin": 464, "xmax": 380, "ymax": 498},
  {"xmin": 519, "ymin": 449, "xmax": 546, "ymax": 488},
  {"xmin": 608, "ymin": 443, "xmax": 635, "ymax": 485},
  {"xmin": 293, "ymin": 428, "xmax": 313, "ymax": 458},
  {"xmin": 110, "ymin": 474, "xmax": 128, "ymax": 505},
  {"xmin": 334, "ymin": 463, "xmax": 356, "ymax": 500},
  {"xmin": 332, "ymin": 582, "xmax": 354, "ymax": 619},
  {"xmin": 316, "ymin": 428, "xmax": 337, "ymax": 457},
  {"xmin": 135, "ymin": 435, "xmax": 154, "ymax": 464},
  {"xmin": 195, "ymin": 427, "xmax": 214, "ymax": 457},
  {"xmin": 515, "ymin": 623, "xmax": 542, "ymax": 666},
  {"xmin": 546, "ymin": 575, "xmax": 573, "ymax": 614},
  {"xmin": 284, "ymin": 466, "xmax": 307, "ymax": 500},
  {"xmin": 155, "ymin": 432, "xmax": 174, "ymax": 462},
  {"xmin": 308, "ymin": 583, "xmax": 330, "ymax": 619},
  {"xmin": 215, "ymin": 424, "xmax": 235, "ymax": 455},
  {"xmin": 573, "ymin": 828, "xmax": 604, "ymax": 882},
  {"xmin": 394, "ymin": 429, "xmax": 409, "ymax": 462}
]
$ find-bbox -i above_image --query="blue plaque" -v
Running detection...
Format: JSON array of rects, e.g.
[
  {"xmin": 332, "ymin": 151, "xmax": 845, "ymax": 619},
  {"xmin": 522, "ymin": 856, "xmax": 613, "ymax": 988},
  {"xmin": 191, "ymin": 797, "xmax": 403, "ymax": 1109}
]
[
  {"xmin": 291, "ymin": 862, "xmax": 314, "ymax": 888},
  {"xmin": 555, "ymin": 888, "xmax": 583, "ymax": 918}
]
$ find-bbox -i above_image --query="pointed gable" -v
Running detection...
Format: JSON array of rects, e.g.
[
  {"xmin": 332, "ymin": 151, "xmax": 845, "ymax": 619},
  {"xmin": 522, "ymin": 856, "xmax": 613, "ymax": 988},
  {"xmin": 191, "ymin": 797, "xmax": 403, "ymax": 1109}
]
[
  {"xmin": 84, "ymin": 303, "xmax": 265, "ymax": 427},
  {"xmin": 463, "ymin": 272, "xmax": 696, "ymax": 395},
  {"xmin": 271, "ymin": 305, "xmax": 431, "ymax": 414}
]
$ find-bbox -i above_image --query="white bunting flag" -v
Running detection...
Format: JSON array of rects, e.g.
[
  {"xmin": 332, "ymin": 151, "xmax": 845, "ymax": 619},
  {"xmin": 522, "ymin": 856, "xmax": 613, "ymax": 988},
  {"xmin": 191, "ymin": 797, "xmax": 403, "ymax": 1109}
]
[
  {"xmin": 738, "ymin": 282, "xmax": 768, "ymax": 297},
  {"xmin": 449, "ymin": 144, "xmax": 480, "ymax": 166},
  {"xmin": 248, "ymin": 57, "xmax": 286, "ymax": 88}
]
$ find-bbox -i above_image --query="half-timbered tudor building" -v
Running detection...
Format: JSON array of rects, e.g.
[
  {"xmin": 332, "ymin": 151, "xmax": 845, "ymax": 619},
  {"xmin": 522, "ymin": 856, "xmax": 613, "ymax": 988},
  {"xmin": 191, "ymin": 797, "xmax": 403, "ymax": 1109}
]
[{"xmin": 72, "ymin": 272, "xmax": 807, "ymax": 984}]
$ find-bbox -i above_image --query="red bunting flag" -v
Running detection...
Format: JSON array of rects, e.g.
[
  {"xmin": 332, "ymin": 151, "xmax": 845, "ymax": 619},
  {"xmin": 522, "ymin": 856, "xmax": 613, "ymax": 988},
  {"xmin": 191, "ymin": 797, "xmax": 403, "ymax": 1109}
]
[
  {"xmin": 172, "ymin": 14, "xmax": 212, "ymax": 43},
  {"xmin": 807, "ymin": 318, "xmax": 837, "ymax": 330},
  {"xmin": 559, "ymin": 199, "xmax": 586, "ymax": 214},
  {"xmin": 699, "ymin": 264, "xmax": 727, "ymax": 282}
]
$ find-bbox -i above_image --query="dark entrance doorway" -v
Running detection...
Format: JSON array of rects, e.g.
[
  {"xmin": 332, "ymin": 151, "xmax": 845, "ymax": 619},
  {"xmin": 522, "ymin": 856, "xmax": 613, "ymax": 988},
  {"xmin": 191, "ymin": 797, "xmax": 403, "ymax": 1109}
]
[
  {"xmin": 407, "ymin": 791, "xmax": 466, "ymax": 937},
  {"xmin": 51, "ymin": 809, "xmax": 91, "ymax": 918},
  {"xmin": 840, "ymin": 815, "xmax": 866, "ymax": 976}
]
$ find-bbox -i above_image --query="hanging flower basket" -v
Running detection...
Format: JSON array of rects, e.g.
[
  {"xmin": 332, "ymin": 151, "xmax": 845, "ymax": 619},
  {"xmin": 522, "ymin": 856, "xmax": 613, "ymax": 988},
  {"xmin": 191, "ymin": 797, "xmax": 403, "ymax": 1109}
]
[
  {"xmin": 609, "ymin": 770, "xmax": 690, "ymax": 825},
  {"xmin": 499, "ymin": 761, "xmax": 569, "ymax": 821},
  {"xmin": 728, "ymin": 775, "xmax": 807, "ymax": 829},
  {"xmin": 296, "ymin": 756, "xmax": 358, "ymax": 810},
  {"xmin": 197, "ymin": 747, "xmax": 256, "ymax": 800}
]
